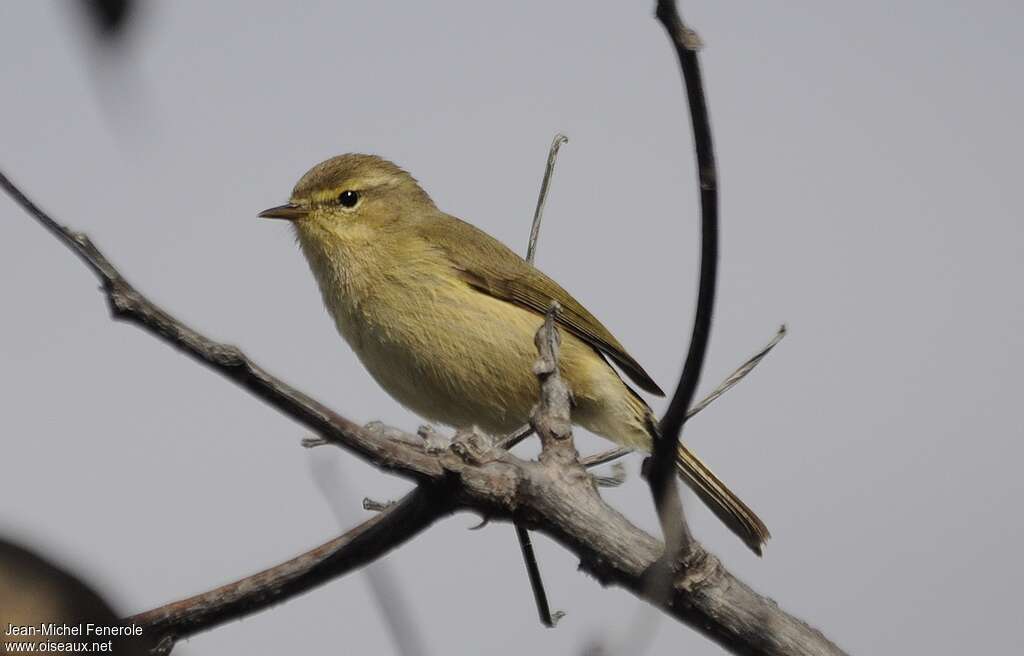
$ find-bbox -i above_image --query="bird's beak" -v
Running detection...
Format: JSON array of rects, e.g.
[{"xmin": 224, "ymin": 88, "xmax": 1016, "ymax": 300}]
[{"xmin": 258, "ymin": 203, "xmax": 308, "ymax": 221}]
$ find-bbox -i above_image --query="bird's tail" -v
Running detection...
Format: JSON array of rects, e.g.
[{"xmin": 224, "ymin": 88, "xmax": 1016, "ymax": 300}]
[{"xmin": 674, "ymin": 441, "xmax": 771, "ymax": 555}]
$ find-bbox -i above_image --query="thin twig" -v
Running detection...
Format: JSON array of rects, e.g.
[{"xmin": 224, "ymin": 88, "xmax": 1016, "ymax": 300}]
[
  {"xmin": 581, "ymin": 325, "xmax": 786, "ymax": 468},
  {"xmin": 591, "ymin": 462, "xmax": 627, "ymax": 488},
  {"xmin": 510, "ymin": 133, "xmax": 571, "ymax": 628},
  {"xmin": 581, "ymin": 447, "xmax": 632, "ymax": 469},
  {"xmin": 363, "ymin": 497, "xmax": 397, "ymax": 512},
  {"xmin": 689, "ymin": 325, "xmax": 786, "ymax": 417},
  {"xmin": 495, "ymin": 424, "xmax": 534, "ymax": 451},
  {"xmin": 515, "ymin": 524, "xmax": 564, "ymax": 627},
  {"xmin": 527, "ymin": 133, "xmax": 569, "ymax": 263}
]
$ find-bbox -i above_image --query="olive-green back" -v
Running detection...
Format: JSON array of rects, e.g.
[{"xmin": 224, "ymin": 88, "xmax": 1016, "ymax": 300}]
[{"xmin": 414, "ymin": 213, "xmax": 664, "ymax": 397}]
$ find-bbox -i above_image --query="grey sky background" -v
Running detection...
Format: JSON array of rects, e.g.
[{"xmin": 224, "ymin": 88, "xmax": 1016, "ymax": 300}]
[{"xmin": 2, "ymin": 1, "xmax": 1023, "ymax": 654}]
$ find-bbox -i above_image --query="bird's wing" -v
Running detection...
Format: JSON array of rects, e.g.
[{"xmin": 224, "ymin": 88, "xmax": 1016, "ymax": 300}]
[{"xmin": 416, "ymin": 213, "xmax": 665, "ymax": 397}]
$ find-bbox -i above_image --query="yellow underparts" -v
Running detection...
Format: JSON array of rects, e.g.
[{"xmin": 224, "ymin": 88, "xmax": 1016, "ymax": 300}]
[{"xmin": 295, "ymin": 216, "xmax": 653, "ymax": 452}]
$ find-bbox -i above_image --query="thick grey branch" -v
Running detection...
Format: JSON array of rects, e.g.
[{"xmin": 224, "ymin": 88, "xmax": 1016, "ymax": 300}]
[
  {"xmin": 3, "ymin": 172, "xmax": 844, "ymax": 654},
  {"xmin": 531, "ymin": 303, "xmax": 576, "ymax": 465}
]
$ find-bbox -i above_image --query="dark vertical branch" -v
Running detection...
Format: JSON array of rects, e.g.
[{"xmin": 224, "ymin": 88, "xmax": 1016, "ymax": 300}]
[
  {"xmin": 515, "ymin": 524, "xmax": 561, "ymax": 627},
  {"xmin": 654, "ymin": 3, "xmax": 718, "ymax": 440},
  {"xmin": 77, "ymin": 0, "xmax": 137, "ymax": 42},
  {"xmin": 647, "ymin": 0, "xmax": 718, "ymax": 561}
]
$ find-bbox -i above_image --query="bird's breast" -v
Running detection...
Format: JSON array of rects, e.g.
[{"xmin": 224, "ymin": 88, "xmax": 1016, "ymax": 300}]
[
  {"xmin": 297, "ymin": 228, "xmax": 648, "ymax": 448},
  {"xmin": 300, "ymin": 233, "xmax": 538, "ymax": 432}
]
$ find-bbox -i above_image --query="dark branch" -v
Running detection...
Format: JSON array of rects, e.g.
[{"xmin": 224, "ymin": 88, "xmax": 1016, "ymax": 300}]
[
  {"xmin": 652, "ymin": 5, "xmax": 718, "ymax": 442},
  {"xmin": 515, "ymin": 524, "xmax": 563, "ymax": 627},
  {"xmin": 645, "ymin": 0, "xmax": 718, "ymax": 562},
  {"xmin": 127, "ymin": 487, "xmax": 446, "ymax": 648}
]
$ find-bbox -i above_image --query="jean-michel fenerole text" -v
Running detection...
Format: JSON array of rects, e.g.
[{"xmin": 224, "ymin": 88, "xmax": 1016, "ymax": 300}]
[{"xmin": 4, "ymin": 623, "xmax": 142, "ymax": 638}]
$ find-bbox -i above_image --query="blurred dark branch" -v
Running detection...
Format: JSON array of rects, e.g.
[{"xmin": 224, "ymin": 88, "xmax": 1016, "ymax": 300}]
[
  {"xmin": 127, "ymin": 488, "xmax": 445, "ymax": 648},
  {"xmin": 78, "ymin": 0, "xmax": 136, "ymax": 41}
]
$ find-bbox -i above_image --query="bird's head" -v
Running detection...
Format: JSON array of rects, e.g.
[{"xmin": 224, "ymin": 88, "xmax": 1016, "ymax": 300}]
[{"xmin": 259, "ymin": 153, "xmax": 435, "ymax": 246}]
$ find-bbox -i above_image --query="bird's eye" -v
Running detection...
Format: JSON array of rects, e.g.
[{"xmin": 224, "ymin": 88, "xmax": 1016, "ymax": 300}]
[{"xmin": 338, "ymin": 190, "xmax": 359, "ymax": 208}]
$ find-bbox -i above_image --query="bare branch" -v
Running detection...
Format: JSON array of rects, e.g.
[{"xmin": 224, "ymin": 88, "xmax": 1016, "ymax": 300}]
[
  {"xmin": 511, "ymin": 133, "xmax": 571, "ymax": 628},
  {"xmin": 127, "ymin": 487, "xmax": 445, "ymax": 648},
  {"xmin": 0, "ymin": 171, "xmax": 442, "ymax": 483},
  {"xmin": 2, "ymin": 5, "xmax": 843, "ymax": 644},
  {"xmin": 515, "ymin": 524, "xmax": 565, "ymax": 627},
  {"xmin": 495, "ymin": 424, "xmax": 534, "ymax": 451},
  {"xmin": 645, "ymin": 0, "xmax": 717, "ymax": 567},
  {"xmin": 4, "ymin": 169, "xmax": 845, "ymax": 652},
  {"xmin": 531, "ymin": 303, "xmax": 575, "ymax": 461},
  {"xmin": 689, "ymin": 325, "xmax": 786, "ymax": 417},
  {"xmin": 581, "ymin": 447, "xmax": 632, "ymax": 469},
  {"xmin": 592, "ymin": 462, "xmax": 627, "ymax": 488},
  {"xmin": 363, "ymin": 497, "xmax": 397, "ymax": 513},
  {"xmin": 505, "ymin": 436, "xmax": 846, "ymax": 655},
  {"xmin": 513, "ymin": 302, "xmax": 574, "ymax": 628}
]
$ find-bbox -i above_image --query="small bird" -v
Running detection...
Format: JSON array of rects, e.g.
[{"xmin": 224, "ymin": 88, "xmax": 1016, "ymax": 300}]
[{"xmin": 261, "ymin": 154, "xmax": 769, "ymax": 554}]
